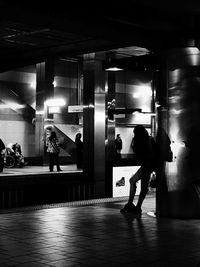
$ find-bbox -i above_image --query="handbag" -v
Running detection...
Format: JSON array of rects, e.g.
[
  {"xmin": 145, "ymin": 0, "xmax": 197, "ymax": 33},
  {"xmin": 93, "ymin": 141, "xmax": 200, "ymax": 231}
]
[
  {"xmin": 50, "ymin": 140, "xmax": 60, "ymax": 153},
  {"xmin": 166, "ymin": 149, "xmax": 173, "ymax": 162},
  {"xmin": 162, "ymin": 147, "xmax": 173, "ymax": 162},
  {"xmin": 53, "ymin": 142, "xmax": 60, "ymax": 153}
]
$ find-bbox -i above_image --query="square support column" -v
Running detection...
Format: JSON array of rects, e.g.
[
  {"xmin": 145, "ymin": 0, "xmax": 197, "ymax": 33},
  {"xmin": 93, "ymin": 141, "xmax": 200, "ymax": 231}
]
[
  {"xmin": 83, "ymin": 58, "xmax": 106, "ymax": 198},
  {"xmin": 35, "ymin": 60, "xmax": 54, "ymax": 165}
]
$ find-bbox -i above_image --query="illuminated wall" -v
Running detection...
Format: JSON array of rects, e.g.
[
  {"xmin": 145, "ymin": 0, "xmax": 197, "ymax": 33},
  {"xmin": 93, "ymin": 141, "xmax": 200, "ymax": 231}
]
[
  {"xmin": 0, "ymin": 60, "xmax": 80, "ymax": 163},
  {"xmin": 0, "ymin": 66, "xmax": 36, "ymax": 157},
  {"xmin": 114, "ymin": 70, "xmax": 154, "ymax": 154}
]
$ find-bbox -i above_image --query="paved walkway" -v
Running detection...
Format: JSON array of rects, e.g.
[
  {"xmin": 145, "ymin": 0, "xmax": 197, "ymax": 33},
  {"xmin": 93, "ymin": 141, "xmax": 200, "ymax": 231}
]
[{"xmin": 0, "ymin": 195, "xmax": 199, "ymax": 266}]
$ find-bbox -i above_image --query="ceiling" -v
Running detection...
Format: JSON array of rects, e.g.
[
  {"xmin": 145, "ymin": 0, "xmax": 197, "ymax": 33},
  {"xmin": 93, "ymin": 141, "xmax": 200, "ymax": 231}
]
[{"xmin": 0, "ymin": 1, "xmax": 200, "ymax": 72}]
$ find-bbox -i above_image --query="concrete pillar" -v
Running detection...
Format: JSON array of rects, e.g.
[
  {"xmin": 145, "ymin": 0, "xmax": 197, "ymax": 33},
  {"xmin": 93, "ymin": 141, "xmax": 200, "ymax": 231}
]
[
  {"xmin": 35, "ymin": 60, "xmax": 54, "ymax": 165},
  {"xmin": 156, "ymin": 47, "xmax": 200, "ymax": 218},
  {"xmin": 83, "ymin": 57, "xmax": 106, "ymax": 198}
]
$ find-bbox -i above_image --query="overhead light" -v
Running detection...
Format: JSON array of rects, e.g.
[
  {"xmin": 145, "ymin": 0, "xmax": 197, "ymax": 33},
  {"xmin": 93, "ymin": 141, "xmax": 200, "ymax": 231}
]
[
  {"xmin": 103, "ymin": 59, "xmax": 124, "ymax": 71},
  {"xmin": 105, "ymin": 66, "xmax": 124, "ymax": 71}
]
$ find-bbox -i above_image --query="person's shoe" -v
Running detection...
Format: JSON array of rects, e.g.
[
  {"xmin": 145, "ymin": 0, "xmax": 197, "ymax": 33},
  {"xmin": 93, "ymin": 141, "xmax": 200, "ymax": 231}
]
[
  {"xmin": 120, "ymin": 203, "xmax": 136, "ymax": 213},
  {"xmin": 135, "ymin": 206, "xmax": 142, "ymax": 215},
  {"xmin": 57, "ymin": 169, "xmax": 62, "ymax": 171}
]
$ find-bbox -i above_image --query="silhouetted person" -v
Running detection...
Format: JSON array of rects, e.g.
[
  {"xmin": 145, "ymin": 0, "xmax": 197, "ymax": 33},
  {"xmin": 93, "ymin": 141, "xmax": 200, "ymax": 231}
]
[
  {"xmin": 46, "ymin": 131, "xmax": 62, "ymax": 172},
  {"xmin": 120, "ymin": 125, "xmax": 156, "ymax": 215},
  {"xmin": 0, "ymin": 138, "xmax": 5, "ymax": 172},
  {"xmin": 75, "ymin": 133, "xmax": 83, "ymax": 169},
  {"xmin": 115, "ymin": 134, "xmax": 123, "ymax": 155}
]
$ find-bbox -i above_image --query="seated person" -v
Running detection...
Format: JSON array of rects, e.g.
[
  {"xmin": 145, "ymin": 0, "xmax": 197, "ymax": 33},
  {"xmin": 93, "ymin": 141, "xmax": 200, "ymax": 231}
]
[
  {"xmin": 12, "ymin": 143, "xmax": 22, "ymax": 155},
  {"xmin": 6, "ymin": 143, "xmax": 15, "ymax": 155},
  {"xmin": 12, "ymin": 143, "xmax": 25, "ymax": 167}
]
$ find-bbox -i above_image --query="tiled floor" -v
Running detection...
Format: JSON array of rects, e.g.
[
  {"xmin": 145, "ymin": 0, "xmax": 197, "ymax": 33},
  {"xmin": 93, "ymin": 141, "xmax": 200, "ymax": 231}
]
[{"xmin": 0, "ymin": 195, "xmax": 200, "ymax": 266}]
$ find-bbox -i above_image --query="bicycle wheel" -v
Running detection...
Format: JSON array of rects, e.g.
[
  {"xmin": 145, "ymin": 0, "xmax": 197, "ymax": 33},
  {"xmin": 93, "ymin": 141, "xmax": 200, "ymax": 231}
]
[{"xmin": 4, "ymin": 155, "xmax": 15, "ymax": 168}]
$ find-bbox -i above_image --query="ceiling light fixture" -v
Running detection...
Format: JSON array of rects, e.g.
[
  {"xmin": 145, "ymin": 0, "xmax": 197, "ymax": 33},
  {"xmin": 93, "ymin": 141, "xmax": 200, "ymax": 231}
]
[
  {"xmin": 103, "ymin": 58, "xmax": 124, "ymax": 71},
  {"xmin": 105, "ymin": 66, "xmax": 124, "ymax": 71}
]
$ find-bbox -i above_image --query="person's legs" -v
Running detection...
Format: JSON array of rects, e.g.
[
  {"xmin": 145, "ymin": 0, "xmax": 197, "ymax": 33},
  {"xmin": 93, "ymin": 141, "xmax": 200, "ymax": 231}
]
[
  {"xmin": 120, "ymin": 167, "xmax": 142, "ymax": 213},
  {"xmin": 128, "ymin": 167, "xmax": 143, "ymax": 204},
  {"xmin": 76, "ymin": 153, "xmax": 83, "ymax": 169},
  {"xmin": 121, "ymin": 166, "xmax": 152, "ymax": 213},
  {"xmin": 49, "ymin": 153, "xmax": 54, "ymax": 171},
  {"xmin": 136, "ymin": 167, "xmax": 152, "ymax": 211},
  {"xmin": 55, "ymin": 153, "xmax": 62, "ymax": 171}
]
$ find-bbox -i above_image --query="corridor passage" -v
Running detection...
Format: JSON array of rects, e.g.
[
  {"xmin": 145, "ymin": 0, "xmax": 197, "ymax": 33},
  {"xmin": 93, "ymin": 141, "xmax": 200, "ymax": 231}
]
[{"xmin": 0, "ymin": 195, "xmax": 199, "ymax": 266}]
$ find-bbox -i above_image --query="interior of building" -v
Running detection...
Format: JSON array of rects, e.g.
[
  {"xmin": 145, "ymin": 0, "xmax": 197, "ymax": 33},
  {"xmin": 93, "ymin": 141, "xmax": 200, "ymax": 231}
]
[
  {"xmin": 1, "ymin": 2, "xmax": 200, "ymax": 267},
  {"xmin": 0, "ymin": 1, "xmax": 200, "ymax": 219}
]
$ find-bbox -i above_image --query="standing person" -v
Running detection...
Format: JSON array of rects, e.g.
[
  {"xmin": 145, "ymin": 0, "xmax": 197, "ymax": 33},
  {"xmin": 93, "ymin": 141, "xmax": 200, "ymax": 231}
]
[
  {"xmin": 120, "ymin": 125, "xmax": 156, "ymax": 215},
  {"xmin": 115, "ymin": 134, "xmax": 123, "ymax": 155},
  {"xmin": 0, "ymin": 138, "xmax": 5, "ymax": 172},
  {"xmin": 46, "ymin": 131, "xmax": 62, "ymax": 172},
  {"xmin": 75, "ymin": 133, "xmax": 83, "ymax": 169}
]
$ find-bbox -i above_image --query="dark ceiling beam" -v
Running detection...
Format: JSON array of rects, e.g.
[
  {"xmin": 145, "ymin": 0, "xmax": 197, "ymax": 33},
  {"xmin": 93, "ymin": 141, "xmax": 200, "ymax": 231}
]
[
  {"xmin": 0, "ymin": 3, "xmax": 194, "ymax": 46},
  {"xmin": 0, "ymin": 1, "xmax": 199, "ymax": 72}
]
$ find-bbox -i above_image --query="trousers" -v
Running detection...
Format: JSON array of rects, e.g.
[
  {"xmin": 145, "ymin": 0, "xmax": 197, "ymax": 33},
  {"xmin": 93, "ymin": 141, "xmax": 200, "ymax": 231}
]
[{"xmin": 48, "ymin": 152, "xmax": 60, "ymax": 171}]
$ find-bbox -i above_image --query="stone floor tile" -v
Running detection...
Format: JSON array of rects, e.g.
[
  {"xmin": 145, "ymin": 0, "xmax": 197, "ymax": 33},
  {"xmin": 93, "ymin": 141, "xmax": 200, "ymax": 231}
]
[{"xmin": 0, "ymin": 195, "xmax": 200, "ymax": 266}]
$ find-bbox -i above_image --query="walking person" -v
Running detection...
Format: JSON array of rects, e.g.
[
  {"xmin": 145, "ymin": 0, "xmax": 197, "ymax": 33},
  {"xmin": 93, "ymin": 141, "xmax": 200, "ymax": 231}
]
[
  {"xmin": 46, "ymin": 131, "xmax": 62, "ymax": 172},
  {"xmin": 75, "ymin": 133, "xmax": 83, "ymax": 169},
  {"xmin": 120, "ymin": 125, "xmax": 156, "ymax": 215}
]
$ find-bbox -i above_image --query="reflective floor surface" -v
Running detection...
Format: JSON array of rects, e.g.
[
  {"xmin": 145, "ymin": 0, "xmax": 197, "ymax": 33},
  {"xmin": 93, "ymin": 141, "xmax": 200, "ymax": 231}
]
[{"xmin": 0, "ymin": 195, "xmax": 200, "ymax": 267}]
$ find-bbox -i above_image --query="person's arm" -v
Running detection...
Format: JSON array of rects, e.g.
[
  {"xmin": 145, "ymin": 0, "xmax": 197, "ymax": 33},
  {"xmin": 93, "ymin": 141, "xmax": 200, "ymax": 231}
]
[{"xmin": 131, "ymin": 138, "xmax": 135, "ymax": 152}]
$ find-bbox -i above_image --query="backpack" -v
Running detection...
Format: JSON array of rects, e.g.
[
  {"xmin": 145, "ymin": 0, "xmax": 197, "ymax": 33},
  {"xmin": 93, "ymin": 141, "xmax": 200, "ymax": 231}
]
[{"xmin": 155, "ymin": 128, "xmax": 173, "ymax": 162}]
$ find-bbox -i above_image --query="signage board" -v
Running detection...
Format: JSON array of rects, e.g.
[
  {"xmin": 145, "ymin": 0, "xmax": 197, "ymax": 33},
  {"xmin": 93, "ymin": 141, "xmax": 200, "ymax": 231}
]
[
  {"xmin": 113, "ymin": 166, "xmax": 141, "ymax": 197},
  {"xmin": 68, "ymin": 105, "xmax": 84, "ymax": 113}
]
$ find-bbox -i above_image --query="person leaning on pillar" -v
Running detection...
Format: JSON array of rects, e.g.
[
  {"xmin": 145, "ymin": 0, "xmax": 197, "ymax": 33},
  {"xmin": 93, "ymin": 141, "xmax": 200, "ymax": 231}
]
[{"xmin": 120, "ymin": 125, "xmax": 156, "ymax": 215}]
